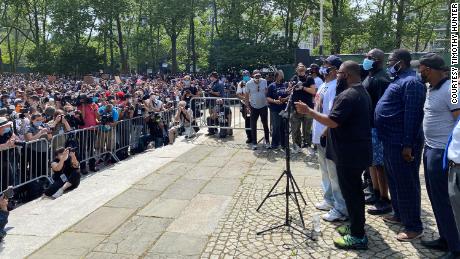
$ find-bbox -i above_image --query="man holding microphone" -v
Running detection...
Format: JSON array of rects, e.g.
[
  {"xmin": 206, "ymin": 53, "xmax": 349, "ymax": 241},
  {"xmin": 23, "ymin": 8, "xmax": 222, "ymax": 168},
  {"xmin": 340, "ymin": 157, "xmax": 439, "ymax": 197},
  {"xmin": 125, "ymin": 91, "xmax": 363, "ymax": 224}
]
[{"xmin": 295, "ymin": 61, "xmax": 372, "ymax": 250}]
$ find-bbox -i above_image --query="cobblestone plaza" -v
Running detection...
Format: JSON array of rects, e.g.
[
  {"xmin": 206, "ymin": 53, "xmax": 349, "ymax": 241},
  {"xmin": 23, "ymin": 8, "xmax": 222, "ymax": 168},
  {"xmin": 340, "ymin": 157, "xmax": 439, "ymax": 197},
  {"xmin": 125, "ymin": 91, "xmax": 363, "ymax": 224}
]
[{"xmin": 24, "ymin": 132, "xmax": 444, "ymax": 258}]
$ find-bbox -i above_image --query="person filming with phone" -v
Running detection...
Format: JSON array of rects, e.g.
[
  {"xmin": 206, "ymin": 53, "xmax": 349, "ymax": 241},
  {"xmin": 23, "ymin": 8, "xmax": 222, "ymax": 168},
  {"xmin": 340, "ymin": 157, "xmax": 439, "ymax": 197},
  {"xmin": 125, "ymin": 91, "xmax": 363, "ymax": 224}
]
[{"xmin": 44, "ymin": 147, "xmax": 81, "ymax": 199}]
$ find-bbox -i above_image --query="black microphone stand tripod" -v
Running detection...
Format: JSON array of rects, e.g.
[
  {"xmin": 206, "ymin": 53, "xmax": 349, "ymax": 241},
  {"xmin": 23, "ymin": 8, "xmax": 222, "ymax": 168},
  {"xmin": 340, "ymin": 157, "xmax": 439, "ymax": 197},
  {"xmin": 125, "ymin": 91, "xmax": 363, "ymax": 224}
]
[{"xmin": 256, "ymin": 85, "xmax": 307, "ymax": 236}]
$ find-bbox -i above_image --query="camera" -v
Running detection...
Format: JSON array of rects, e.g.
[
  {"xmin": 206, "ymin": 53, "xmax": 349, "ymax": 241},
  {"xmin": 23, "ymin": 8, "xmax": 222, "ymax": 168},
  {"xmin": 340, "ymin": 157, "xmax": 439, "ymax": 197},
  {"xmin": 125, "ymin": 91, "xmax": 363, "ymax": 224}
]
[{"xmin": 100, "ymin": 113, "xmax": 114, "ymax": 124}]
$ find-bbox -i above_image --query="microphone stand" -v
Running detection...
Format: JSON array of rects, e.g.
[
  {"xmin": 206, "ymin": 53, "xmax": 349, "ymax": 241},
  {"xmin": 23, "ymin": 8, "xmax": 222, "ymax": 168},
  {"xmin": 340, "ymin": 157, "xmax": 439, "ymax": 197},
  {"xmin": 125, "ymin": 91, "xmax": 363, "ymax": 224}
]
[{"xmin": 256, "ymin": 84, "xmax": 308, "ymax": 236}]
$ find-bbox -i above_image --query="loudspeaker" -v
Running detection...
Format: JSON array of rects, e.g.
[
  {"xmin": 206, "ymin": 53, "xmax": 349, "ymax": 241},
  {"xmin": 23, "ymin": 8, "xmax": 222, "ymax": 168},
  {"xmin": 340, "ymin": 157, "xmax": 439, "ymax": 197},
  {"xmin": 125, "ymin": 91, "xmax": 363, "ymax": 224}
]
[{"xmin": 295, "ymin": 49, "xmax": 311, "ymax": 66}]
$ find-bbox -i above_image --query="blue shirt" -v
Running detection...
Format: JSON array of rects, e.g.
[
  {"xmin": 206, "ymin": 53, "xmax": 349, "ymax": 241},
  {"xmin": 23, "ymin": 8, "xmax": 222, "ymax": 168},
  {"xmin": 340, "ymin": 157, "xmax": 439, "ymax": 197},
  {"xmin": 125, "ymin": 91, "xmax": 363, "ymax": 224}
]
[
  {"xmin": 211, "ymin": 81, "xmax": 225, "ymax": 98},
  {"xmin": 375, "ymin": 69, "xmax": 426, "ymax": 146},
  {"xmin": 267, "ymin": 82, "xmax": 288, "ymax": 112}
]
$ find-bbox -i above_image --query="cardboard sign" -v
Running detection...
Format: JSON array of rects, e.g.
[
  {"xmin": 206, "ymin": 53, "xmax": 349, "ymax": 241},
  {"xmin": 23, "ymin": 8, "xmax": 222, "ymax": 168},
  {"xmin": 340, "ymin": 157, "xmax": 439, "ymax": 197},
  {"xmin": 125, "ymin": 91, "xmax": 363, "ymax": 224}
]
[
  {"xmin": 114, "ymin": 76, "xmax": 122, "ymax": 84},
  {"xmin": 83, "ymin": 75, "xmax": 95, "ymax": 84},
  {"xmin": 48, "ymin": 75, "xmax": 57, "ymax": 82}
]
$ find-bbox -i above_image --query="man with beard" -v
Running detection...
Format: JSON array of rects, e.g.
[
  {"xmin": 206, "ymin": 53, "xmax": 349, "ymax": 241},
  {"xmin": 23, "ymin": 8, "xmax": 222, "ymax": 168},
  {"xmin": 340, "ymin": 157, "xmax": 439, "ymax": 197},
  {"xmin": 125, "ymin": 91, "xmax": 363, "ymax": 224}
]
[
  {"xmin": 375, "ymin": 49, "xmax": 426, "ymax": 242},
  {"xmin": 361, "ymin": 49, "xmax": 392, "ymax": 215},
  {"xmin": 295, "ymin": 61, "xmax": 372, "ymax": 250}
]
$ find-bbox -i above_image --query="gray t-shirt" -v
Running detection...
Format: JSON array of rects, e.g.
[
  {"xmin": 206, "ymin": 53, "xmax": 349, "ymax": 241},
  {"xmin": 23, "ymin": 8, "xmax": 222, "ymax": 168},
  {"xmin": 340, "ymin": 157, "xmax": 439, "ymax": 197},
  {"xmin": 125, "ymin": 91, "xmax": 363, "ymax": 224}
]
[
  {"xmin": 246, "ymin": 78, "xmax": 268, "ymax": 109},
  {"xmin": 423, "ymin": 79, "xmax": 460, "ymax": 149}
]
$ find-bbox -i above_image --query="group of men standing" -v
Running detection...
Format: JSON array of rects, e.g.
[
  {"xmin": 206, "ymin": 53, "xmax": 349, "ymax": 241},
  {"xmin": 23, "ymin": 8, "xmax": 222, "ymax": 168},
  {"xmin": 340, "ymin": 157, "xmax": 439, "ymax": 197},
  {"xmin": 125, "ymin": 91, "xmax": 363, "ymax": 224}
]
[{"xmin": 293, "ymin": 49, "xmax": 460, "ymax": 259}]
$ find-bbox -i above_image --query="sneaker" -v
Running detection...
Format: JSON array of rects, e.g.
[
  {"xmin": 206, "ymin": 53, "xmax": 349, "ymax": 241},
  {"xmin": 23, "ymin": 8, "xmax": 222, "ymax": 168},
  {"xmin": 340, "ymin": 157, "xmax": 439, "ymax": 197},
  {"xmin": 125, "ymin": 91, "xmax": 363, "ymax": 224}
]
[
  {"xmin": 251, "ymin": 144, "xmax": 258, "ymax": 150},
  {"xmin": 315, "ymin": 200, "xmax": 333, "ymax": 211},
  {"xmin": 365, "ymin": 193, "xmax": 378, "ymax": 205},
  {"xmin": 420, "ymin": 238, "xmax": 448, "ymax": 251},
  {"xmin": 264, "ymin": 140, "xmax": 271, "ymax": 149},
  {"xmin": 52, "ymin": 188, "xmax": 64, "ymax": 199},
  {"xmin": 269, "ymin": 145, "xmax": 279, "ymax": 150},
  {"xmin": 367, "ymin": 200, "xmax": 392, "ymax": 215},
  {"xmin": 322, "ymin": 209, "xmax": 348, "ymax": 222},
  {"xmin": 246, "ymin": 139, "xmax": 252, "ymax": 144},
  {"xmin": 333, "ymin": 234, "xmax": 368, "ymax": 250},
  {"xmin": 336, "ymin": 225, "xmax": 351, "ymax": 236},
  {"xmin": 291, "ymin": 144, "xmax": 301, "ymax": 154}
]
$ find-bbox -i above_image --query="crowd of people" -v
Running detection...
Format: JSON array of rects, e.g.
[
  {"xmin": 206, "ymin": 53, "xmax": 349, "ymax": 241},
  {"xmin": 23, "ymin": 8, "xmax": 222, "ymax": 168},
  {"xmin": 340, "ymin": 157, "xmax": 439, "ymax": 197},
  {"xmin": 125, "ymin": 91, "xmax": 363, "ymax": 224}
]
[
  {"xmin": 0, "ymin": 48, "xmax": 458, "ymax": 259},
  {"xmin": 230, "ymin": 49, "xmax": 457, "ymax": 258}
]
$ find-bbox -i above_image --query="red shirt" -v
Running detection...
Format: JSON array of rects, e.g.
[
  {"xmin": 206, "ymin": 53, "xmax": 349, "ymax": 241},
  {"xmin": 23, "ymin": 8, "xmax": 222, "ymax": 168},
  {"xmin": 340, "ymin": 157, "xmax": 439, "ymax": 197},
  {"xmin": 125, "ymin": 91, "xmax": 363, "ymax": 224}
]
[{"xmin": 78, "ymin": 104, "xmax": 99, "ymax": 129}]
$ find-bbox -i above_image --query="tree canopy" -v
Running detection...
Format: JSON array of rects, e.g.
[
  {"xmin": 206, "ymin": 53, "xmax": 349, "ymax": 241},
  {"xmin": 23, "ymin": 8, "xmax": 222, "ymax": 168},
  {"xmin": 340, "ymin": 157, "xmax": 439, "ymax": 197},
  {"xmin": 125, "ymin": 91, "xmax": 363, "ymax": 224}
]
[{"xmin": 0, "ymin": 0, "xmax": 449, "ymax": 75}]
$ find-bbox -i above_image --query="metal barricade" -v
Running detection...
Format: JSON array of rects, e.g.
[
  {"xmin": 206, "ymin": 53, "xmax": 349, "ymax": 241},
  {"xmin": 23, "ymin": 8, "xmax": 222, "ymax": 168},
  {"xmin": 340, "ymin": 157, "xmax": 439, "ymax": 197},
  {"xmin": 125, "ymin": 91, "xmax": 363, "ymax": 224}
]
[
  {"xmin": 0, "ymin": 138, "xmax": 51, "ymax": 193},
  {"xmin": 190, "ymin": 97, "xmax": 248, "ymax": 131}
]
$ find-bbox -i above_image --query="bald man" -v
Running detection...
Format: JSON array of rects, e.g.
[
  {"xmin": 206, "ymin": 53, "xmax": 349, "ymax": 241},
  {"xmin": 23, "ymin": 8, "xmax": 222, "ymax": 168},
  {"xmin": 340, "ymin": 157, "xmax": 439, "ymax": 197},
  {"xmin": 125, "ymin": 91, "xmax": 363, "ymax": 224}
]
[
  {"xmin": 296, "ymin": 61, "xmax": 372, "ymax": 250},
  {"xmin": 362, "ymin": 49, "xmax": 392, "ymax": 215}
]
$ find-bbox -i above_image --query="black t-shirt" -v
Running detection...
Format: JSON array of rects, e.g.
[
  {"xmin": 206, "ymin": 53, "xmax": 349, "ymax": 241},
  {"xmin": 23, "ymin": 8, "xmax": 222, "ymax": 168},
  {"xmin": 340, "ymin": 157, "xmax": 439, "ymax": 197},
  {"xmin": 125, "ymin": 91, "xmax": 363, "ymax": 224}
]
[
  {"xmin": 181, "ymin": 86, "xmax": 198, "ymax": 104},
  {"xmin": 326, "ymin": 85, "xmax": 372, "ymax": 168},
  {"xmin": 290, "ymin": 74, "xmax": 315, "ymax": 108},
  {"xmin": 362, "ymin": 69, "xmax": 391, "ymax": 127},
  {"xmin": 52, "ymin": 157, "xmax": 76, "ymax": 180}
]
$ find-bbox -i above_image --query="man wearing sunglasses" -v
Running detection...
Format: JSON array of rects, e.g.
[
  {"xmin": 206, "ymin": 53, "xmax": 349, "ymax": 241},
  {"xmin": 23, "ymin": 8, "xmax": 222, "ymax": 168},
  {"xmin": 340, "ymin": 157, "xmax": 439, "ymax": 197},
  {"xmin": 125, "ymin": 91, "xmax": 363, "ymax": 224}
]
[
  {"xmin": 375, "ymin": 49, "xmax": 426, "ymax": 242},
  {"xmin": 362, "ymin": 49, "xmax": 392, "ymax": 215},
  {"xmin": 245, "ymin": 70, "xmax": 270, "ymax": 150}
]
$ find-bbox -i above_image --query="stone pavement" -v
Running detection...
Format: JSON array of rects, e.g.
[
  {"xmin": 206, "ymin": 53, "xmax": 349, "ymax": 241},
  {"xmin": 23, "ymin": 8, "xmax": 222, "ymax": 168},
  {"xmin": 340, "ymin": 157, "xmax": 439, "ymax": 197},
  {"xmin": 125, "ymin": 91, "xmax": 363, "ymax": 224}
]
[{"xmin": 24, "ymin": 131, "xmax": 443, "ymax": 259}]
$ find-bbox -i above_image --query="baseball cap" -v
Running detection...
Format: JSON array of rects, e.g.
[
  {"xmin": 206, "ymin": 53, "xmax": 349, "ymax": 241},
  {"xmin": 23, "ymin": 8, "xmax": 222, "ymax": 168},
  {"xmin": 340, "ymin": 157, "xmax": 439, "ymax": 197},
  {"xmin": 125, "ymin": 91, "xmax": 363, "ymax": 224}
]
[
  {"xmin": 419, "ymin": 53, "xmax": 448, "ymax": 71},
  {"xmin": 323, "ymin": 55, "xmax": 343, "ymax": 69}
]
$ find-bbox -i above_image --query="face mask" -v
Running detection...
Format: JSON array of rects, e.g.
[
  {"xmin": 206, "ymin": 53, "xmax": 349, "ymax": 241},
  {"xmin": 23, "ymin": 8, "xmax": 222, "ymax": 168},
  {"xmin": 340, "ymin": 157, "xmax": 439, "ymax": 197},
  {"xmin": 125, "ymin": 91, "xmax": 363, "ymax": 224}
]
[
  {"xmin": 362, "ymin": 58, "xmax": 375, "ymax": 71},
  {"xmin": 93, "ymin": 97, "xmax": 99, "ymax": 103},
  {"xmin": 33, "ymin": 121, "xmax": 42, "ymax": 127},
  {"xmin": 387, "ymin": 61, "xmax": 401, "ymax": 76},
  {"xmin": 336, "ymin": 78, "xmax": 348, "ymax": 95},
  {"xmin": 1, "ymin": 127, "xmax": 11, "ymax": 136},
  {"xmin": 243, "ymin": 76, "xmax": 250, "ymax": 82},
  {"xmin": 319, "ymin": 67, "xmax": 328, "ymax": 76},
  {"xmin": 184, "ymin": 80, "xmax": 191, "ymax": 87}
]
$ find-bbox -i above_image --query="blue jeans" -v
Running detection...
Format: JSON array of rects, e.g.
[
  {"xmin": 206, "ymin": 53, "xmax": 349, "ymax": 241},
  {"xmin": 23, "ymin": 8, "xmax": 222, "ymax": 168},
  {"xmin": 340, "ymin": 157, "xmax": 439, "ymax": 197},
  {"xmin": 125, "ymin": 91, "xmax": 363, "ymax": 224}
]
[
  {"xmin": 270, "ymin": 110, "xmax": 285, "ymax": 148},
  {"xmin": 317, "ymin": 145, "xmax": 348, "ymax": 216}
]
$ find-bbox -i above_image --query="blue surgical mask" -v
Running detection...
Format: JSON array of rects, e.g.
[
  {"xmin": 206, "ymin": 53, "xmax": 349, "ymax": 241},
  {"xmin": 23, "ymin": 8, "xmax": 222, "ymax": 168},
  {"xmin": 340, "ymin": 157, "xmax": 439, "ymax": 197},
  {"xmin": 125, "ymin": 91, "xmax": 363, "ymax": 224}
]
[
  {"xmin": 386, "ymin": 61, "xmax": 401, "ymax": 76},
  {"xmin": 93, "ymin": 97, "xmax": 99, "ymax": 103},
  {"xmin": 33, "ymin": 121, "xmax": 42, "ymax": 127},
  {"xmin": 362, "ymin": 58, "xmax": 374, "ymax": 71},
  {"xmin": 1, "ymin": 127, "xmax": 11, "ymax": 135},
  {"xmin": 243, "ymin": 76, "xmax": 251, "ymax": 82}
]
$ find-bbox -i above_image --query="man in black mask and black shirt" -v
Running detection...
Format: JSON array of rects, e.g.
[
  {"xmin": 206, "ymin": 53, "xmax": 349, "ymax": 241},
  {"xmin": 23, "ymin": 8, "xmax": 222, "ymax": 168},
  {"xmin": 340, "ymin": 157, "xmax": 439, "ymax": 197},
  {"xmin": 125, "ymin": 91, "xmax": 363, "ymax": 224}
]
[
  {"xmin": 295, "ymin": 61, "xmax": 372, "ymax": 250},
  {"xmin": 290, "ymin": 63, "xmax": 316, "ymax": 153},
  {"xmin": 362, "ymin": 48, "xmax": 392, "ymax": 215}
]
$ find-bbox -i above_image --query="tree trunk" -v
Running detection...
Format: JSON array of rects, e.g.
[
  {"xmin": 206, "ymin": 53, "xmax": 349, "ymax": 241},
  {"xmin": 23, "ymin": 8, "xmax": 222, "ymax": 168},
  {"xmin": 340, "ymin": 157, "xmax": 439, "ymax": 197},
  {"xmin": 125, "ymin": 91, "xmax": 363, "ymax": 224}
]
[
  {"xmin": 171, "ymin": 34, "xmax": 178, "ymax": 74},
  {"xmin": 394, "ymin": 0, "xmax": 406, "ymax": 48},
  {"xmin": 116, "ymin": 15, "xmax": 128, "ymax": 74},
  {"xmin": 191, "ymin": 13, "xmax": 197, "ymax": 73},
  {"xmin": 103, "ymin": 29, "xmax": 108, "ymax": 70},
  {"xmin": 0, "ymin": 48, "xmax": 3, "ymax": 73},
  {"xmin": 330, "ymin": 0, "xmax": 342, "ymax": 54},
  {"xmin": 7, "ymin": 31, "xmax": 13, "ymax": 72},
  {"xmin": 109, "ymin": 18, "xmax": 115, "ymax": 74}
]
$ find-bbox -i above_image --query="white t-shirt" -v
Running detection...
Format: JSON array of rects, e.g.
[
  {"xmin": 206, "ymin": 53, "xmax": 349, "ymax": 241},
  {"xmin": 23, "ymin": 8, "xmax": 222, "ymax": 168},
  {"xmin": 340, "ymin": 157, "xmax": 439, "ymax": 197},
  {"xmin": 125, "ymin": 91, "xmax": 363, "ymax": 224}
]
[
  {"xmin": 314, "ymin": 77, "xmax": 324, "ymax": 89},
  {"xmin": 246, "ymin": 79, "xmax": 268, "ymax": 109},
  {"xmin": 312, "ymin": 79, "xmax": 337, "ymax": 144},
  {"xmin": 448, "ymin": 120, "xmax": 460, "ymax": 163}
]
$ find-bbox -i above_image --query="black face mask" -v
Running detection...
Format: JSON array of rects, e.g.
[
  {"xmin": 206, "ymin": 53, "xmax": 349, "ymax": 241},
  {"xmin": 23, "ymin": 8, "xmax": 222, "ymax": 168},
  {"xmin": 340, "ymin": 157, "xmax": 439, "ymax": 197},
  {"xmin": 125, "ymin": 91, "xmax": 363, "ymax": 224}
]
[{"xmin": 336, "ymin": 78, "xmax": 348, "ymax": 96}]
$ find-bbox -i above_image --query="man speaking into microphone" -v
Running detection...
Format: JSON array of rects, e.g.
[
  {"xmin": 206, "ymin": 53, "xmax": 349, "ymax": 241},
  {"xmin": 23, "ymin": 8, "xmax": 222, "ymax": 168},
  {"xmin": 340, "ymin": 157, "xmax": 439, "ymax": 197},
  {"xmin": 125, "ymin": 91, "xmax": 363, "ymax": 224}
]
[{"xmin": 295, "ymin": 61, "xmax": 372, "ymax": 250}]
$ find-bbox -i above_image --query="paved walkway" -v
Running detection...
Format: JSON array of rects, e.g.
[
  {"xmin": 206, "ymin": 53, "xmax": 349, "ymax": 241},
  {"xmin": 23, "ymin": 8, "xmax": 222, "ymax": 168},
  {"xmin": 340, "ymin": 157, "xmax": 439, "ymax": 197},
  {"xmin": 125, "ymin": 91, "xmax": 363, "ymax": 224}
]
[{"xmin": 21, "ymin": 131, "xmax": 443, "ymax": 259}]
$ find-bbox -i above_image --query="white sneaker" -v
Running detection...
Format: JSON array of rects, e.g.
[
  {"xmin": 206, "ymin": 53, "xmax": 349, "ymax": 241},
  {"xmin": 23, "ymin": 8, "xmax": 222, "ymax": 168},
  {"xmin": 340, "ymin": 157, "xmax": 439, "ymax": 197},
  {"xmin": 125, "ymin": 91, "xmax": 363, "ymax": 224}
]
[
  {"xmin": 52, "ymin": 188, "xmax": 64, "ymax": 199},
  {"xmin": 291, "ymin": 144, "xmax": 301, "ymax": 154},
  {"xmin": 264, "ymin": 140, "xmax": 271, "ymax": 149},
  {"xmin": 251, "ymin": 144, "xmax": 258, "ymax": 150},
  {"xmin": 315, "ymin": 200, "xmax": 333, "ymax": 211},
  {"xmin": 322, "ymin": 209, "xmax": 348, "ymax": 222}
]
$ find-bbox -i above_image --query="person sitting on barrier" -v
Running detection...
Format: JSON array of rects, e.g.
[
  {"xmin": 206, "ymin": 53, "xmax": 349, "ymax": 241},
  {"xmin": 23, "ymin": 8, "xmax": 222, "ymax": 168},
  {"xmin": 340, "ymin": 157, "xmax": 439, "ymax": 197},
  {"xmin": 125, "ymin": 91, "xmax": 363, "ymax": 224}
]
[
  {"xmin": 25, "ymin": 114, "xmax": 53, "ymax": 179},
  {"xmin": 206, "ymin": 99, "xmax": 232, "ymax": 138},
  {"xmin": 44, "ymin": 147, "xmax": 81, "ymax": 199},
  {"xmin": 169, "ymin": 101, "xmax": 194, "ymax": 144}
]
